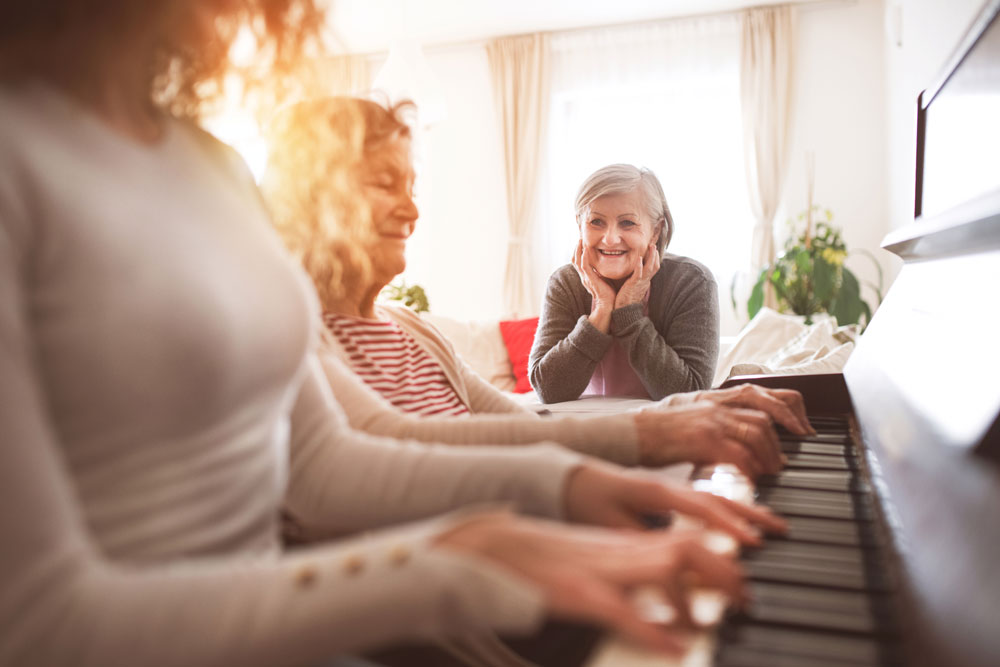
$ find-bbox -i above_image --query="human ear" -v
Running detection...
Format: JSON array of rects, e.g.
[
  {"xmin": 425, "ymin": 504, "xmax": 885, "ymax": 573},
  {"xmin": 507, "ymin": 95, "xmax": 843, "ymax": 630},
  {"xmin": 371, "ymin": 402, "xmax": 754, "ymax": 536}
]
[{"xmin": 650, "ymin": 220, "xmax": 664, "ymax": 247}]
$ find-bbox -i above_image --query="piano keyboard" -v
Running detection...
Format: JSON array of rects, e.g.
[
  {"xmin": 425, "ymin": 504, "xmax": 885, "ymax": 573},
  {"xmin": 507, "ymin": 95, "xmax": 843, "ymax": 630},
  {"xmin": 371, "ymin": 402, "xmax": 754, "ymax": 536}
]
[
  {"xmin": 714, "ymin": 415, "xmax": 903, "ymax": 667},
  {"xmin": 586, "ymin": 415, "xmax": 904, "ymax": 667}
]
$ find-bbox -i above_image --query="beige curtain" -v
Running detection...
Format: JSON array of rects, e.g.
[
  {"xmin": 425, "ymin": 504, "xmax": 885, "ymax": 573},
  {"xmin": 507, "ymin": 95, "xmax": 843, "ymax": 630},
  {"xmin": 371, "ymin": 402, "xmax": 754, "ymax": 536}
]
[
  {"xmin": 740, "ymin": 5, "xmax": 796, "ymax": 309},
  {"xmin": 310, "ymin": 55, "xmax": 372, "ymax": 96},
  {"xmin": 486, "ymin": 34, "xmax": 550, "ymax": 318}
]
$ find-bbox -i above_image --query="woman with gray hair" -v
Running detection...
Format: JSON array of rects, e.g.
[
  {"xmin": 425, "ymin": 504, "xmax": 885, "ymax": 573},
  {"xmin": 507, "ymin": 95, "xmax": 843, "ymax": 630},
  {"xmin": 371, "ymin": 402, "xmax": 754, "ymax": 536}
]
[{"xmin": 530, "ymin": 164, "xmax": 720, "ymax": 403}]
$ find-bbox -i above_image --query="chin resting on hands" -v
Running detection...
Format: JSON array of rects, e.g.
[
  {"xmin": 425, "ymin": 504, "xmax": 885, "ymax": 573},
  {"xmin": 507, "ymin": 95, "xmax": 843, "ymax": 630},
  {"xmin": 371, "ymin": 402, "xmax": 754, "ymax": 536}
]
[{"xmin": 614, "ymin": 242, "xmax": 661, "ymax": 309}]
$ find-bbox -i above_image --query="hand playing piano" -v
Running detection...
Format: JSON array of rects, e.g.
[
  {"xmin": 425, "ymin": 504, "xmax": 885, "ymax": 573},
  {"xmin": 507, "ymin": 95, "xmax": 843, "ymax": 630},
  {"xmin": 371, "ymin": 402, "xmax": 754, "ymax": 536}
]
[
  {"xmin": 633, "ymin": 402, "xmax": 786, "ymax": 477},
  {"xmin": 435, "ymin": 511, "xmax": 747, "ymax": 654},
  {"xmin": 658, "ymin": 383, "xmax": 814, "ymax": 436},
  {"xmin": 562, "ymin": 461, "xmax": 787, "ymax": 545}
]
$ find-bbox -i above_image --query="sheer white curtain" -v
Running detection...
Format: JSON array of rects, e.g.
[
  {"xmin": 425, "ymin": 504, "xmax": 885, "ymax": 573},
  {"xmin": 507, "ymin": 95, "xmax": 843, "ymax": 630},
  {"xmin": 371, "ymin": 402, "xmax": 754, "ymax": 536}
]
[
  {"xmin": 741, "ymin": 5, "xmax": 797, "ymax": 310},
  {"xmin": 486, "ymin": 33, "xmax": 551, "ymax": 318},
  {"xmin": 317, "ymin": 55, "xmax": 372, "ymax": 96},
  {"xmin": 542, "ymin": 14, "xmax": 753, "ymax": 335}
]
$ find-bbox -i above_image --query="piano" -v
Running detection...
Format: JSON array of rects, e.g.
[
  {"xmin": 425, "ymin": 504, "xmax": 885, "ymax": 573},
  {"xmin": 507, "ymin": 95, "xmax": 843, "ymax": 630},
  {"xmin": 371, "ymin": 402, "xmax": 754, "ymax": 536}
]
[{"xmin": 582, "ymin": 3, "xmax": 1000, "ymax": 666}]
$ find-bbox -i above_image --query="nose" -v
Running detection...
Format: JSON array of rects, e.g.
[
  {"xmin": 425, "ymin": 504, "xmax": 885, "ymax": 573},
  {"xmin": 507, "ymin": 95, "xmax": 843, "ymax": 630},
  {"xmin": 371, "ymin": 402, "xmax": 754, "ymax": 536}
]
[
  {"xmin": 602, "ymin": 225, "xmax": 621, "ymax": 246},
  {"xmin": 398, "ymin": 193, "xmax": 419, "ymax": 235}
]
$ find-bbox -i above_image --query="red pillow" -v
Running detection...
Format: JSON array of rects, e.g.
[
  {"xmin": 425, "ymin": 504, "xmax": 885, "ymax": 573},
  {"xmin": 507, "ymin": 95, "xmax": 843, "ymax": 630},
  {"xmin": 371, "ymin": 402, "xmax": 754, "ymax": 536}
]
[{"xmin": 498, "ymin": 317, "xmax": 540, "ymax": 393}]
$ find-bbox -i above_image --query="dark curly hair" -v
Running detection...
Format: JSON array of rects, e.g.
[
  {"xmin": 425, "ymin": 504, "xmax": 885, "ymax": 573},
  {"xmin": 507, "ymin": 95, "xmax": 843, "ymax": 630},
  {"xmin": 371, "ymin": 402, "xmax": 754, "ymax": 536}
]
[{"xmin": 0, "ymin": 0, "xmax": 324, "ymax": 120}]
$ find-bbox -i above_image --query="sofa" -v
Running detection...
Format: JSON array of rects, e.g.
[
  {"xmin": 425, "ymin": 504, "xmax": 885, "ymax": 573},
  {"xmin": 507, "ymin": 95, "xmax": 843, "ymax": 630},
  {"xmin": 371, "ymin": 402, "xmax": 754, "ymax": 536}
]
[{"xmin": 421, "ymin": 308, "xmax": 860, "ymax": 407}]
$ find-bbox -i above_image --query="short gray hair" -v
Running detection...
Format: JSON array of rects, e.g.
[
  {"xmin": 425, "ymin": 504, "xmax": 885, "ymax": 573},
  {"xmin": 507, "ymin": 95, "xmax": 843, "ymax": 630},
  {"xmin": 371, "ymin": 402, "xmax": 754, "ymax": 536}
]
[{"xmin": 573, "ymin": 164, "xmax": 673, "ymax": 254}]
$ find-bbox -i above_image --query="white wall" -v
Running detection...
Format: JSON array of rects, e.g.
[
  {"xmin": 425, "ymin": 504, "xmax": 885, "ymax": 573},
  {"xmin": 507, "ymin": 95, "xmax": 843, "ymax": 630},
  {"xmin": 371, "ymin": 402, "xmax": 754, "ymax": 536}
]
[
  {"xmin": 779, "ymin": 0, "xmax": 892, "ymax": 316},
  {"xmin": 883, "ymin": 0, "xmax": 985, "ymax": 233},
  {"xmin": 395, "ymin": 47, "xmax": 512, "ymax": 322}
]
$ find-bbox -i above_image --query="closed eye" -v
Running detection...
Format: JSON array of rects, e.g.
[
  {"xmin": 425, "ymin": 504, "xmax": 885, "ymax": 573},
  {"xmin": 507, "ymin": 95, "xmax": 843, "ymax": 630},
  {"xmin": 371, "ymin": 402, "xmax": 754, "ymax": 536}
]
[{"xmin": 366, "ymin": 177, "xmax": 394, "ymax": 190}]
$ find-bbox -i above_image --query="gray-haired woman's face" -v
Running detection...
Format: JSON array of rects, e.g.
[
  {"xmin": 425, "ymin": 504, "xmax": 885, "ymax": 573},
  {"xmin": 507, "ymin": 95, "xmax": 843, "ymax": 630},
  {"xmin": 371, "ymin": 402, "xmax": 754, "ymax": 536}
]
[{"xmin": 579, "ymin": 189, "xmax": 659, "ymax": 281}]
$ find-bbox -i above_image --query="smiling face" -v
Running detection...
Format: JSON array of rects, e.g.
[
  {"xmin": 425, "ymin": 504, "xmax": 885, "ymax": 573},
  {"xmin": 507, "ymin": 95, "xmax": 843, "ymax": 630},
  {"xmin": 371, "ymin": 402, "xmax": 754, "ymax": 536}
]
[
  {"xmin": 580, "ymin": 189, "xmax": 660, "ymax": 281},
  {"xmin": 360, "ymin": 133, "xmax": 418, "ymax": 285}
]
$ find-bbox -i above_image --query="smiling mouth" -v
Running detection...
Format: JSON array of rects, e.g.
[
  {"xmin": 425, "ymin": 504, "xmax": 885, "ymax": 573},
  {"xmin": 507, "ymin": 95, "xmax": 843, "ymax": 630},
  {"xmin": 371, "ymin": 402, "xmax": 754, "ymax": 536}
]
[{"xmin": 598, "ymin": 249, "xmax": 627, "ymax": 256}]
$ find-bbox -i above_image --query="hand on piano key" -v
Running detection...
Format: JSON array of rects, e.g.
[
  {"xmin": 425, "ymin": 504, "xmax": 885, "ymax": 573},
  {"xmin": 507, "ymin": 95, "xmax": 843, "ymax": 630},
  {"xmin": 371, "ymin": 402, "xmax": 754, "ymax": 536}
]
[
  {"xmin": 649, "ymin": 383, "xmax": 815, "ymax": 436},
  {"xmin": 583, "ymin": 465, "xmax": 761, "ymax": 667},
  {"xmin": 436, "ymin": 511, "xmax": 751, "ymax": 656},
  {"xmin": 563, "ymin": 461, "xmax": 789, "ymax": 544},
  {"xmin": 633, "ymin": 400, "xmax": 805, "ymax": 479},
  {"xmin": 590, "ymin": 414, "xmax": 904, "ymax": 666}
]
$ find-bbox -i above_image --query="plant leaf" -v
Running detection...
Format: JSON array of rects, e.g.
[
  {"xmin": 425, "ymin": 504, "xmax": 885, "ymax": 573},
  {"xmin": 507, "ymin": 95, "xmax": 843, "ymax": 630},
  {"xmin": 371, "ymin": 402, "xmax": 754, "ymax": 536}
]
[
  {"xmin": 813, "ymin": 258, "xmax": 835, "ymax": 304},
  {"xmin": 830, "ymin": 268, "xmax": 865, "ymax": 325},
  {"xmin": 795, "ymin": 248, "xmax": 812, "ymax": 275},
  {"xmin": 748, "ymin": 273, "xmax": 765, "ymax": 319}
]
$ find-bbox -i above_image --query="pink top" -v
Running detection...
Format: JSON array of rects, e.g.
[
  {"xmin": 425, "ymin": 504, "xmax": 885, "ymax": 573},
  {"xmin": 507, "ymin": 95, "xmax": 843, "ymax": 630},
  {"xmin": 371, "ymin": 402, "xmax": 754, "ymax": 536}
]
[
  {"xmin": 583, "ymin": 293, "xmax": 652, "ymax": 399},
  {"xmin": 325, "ymin": 313, "xmax": 470, "ymax": 417}
]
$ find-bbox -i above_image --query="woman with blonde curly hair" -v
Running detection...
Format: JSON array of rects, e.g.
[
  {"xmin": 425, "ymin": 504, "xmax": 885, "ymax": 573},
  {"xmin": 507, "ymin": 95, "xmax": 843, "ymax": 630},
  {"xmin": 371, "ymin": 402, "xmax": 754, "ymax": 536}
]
[{"xmin": 0, "ymin": 3, "xmax": 791, "ymax": 666}]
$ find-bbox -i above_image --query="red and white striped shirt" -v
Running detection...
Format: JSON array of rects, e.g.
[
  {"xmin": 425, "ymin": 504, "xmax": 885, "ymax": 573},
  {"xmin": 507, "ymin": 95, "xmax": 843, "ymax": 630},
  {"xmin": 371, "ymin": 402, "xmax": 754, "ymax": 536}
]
[{"xmin": 324, "ymin": 312, "xmax": 470, "ymax": 417}]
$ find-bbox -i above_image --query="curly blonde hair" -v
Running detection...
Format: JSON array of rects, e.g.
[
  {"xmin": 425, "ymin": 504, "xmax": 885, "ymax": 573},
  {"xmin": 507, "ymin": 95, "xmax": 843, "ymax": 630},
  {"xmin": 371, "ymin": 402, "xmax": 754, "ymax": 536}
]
[
  {"xmin": 0, "ymin": 1, "xmax": 324, "ymax": 121},
  {"xmin": 262, "ymin": 97, "xmax": 415, "ymax": 307}
]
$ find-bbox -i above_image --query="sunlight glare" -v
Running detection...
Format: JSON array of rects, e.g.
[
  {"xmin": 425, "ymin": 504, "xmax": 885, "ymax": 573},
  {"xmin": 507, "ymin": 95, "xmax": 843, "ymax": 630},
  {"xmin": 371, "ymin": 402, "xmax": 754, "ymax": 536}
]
[{"xmin": 203, "ymin": 73, "xmax": 268, "ymax": 182}]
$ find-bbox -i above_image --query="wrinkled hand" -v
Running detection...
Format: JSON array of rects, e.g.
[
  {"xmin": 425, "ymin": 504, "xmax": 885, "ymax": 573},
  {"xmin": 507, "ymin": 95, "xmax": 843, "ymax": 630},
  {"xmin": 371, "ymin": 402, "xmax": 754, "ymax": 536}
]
[
  {"xmin": 664, "ymin": 383, "xmax": 814, "ymax": 436},
  {"xmin": 563, "ymin": 462, "xmax": 787, "ymax": 543},
  {"xmin": 573, "ymin": 239, "xmax": 617, "ymax": 332},
  {"xmin": 633, "ymin": 402, "xmax": 785, "ymax": 477},
  {"xmin": 573, "ymin": 239, "xmax": 617, "ymax": 307},
  {"xmin": 615, "ymin": 242, "xmax": 660, "ymax": 309},
  {"xmin": 436, "ymin": 512, "xmax": 746, "ymax": 653}
]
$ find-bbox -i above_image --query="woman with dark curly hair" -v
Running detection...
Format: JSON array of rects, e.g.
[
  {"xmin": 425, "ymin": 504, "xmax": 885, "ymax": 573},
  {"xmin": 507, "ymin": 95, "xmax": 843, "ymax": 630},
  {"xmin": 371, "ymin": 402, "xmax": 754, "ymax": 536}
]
[{"xmin": 0, "ymin": 3, "xmax": 783, "ymax": 666}]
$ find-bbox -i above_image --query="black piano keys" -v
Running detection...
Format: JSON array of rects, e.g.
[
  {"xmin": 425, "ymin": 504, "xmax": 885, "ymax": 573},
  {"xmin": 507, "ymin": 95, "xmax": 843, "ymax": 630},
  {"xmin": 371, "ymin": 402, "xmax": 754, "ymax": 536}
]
[{"xmin": 714, "ymin": 415, "xmax": 903, "ymax": 667}]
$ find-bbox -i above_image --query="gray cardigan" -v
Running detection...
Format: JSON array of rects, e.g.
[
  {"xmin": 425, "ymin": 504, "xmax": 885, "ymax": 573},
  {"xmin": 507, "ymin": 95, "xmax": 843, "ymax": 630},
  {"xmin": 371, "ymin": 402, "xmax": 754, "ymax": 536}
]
[{"xmin": 529, "ymin": 255, "xmax": 720, "ymax": 403}]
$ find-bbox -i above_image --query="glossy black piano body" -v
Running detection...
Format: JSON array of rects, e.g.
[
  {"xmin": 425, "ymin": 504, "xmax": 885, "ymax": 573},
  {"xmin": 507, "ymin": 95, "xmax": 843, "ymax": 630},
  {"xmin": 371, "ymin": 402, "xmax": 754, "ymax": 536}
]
[{"xmin": 714, "ymin": 2, "xmax": 1000, "ymax": 660}]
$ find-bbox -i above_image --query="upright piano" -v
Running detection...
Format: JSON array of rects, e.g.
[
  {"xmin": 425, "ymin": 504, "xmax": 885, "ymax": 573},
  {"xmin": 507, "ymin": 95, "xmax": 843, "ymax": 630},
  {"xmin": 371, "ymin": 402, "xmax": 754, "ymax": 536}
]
[{"xmin": 584, "ymin": 2, "xmax": 1000, "ymax": 665}]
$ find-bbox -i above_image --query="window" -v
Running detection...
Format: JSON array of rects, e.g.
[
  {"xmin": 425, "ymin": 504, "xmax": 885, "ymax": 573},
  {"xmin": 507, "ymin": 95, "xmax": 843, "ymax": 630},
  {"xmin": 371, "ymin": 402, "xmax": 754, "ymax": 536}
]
[{"xmin": 539, "ymin": 15, "xmax": 754, "ymax": 335}]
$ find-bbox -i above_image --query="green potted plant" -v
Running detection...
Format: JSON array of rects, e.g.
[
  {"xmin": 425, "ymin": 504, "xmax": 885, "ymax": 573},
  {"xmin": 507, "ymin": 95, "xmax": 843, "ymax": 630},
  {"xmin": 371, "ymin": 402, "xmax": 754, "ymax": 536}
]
[
  {"xmin": 743, "ymin": 206, "xmax": 882, "ymax": 327},
  {"xmin": 380, "ymin": 280, "xmax": 430, "ymax": 313}
]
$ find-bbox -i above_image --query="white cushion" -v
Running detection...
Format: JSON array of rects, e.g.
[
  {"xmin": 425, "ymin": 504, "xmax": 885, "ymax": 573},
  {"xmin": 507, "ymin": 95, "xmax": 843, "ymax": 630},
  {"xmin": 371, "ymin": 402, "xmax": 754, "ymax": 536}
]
[{"xmin": 421, "ymin": 313, "xmax": 517, "ymax": 392}]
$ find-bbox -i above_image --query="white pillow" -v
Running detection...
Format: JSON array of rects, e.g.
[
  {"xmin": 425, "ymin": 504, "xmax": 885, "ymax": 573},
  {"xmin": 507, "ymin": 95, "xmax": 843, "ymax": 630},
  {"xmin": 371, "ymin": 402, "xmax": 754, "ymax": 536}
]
[{"xmin": 421, "ymin": 313, "xmax": 517, "ymax": 392}]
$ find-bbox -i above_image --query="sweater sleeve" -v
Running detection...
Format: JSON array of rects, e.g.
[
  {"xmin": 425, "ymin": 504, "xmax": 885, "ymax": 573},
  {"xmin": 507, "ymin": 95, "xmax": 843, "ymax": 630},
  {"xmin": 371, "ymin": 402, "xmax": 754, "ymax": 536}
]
[
  {"xmin": 0, "ymin": 218, "xmax": 549, "ymax": 667},
  {"xmin": 611, "ymin": 261, "xmax": 720, "ymax": 399},
  {"xmin": 529, "ymin": 266, "xmax": 613, "ymax": 403},
  {"xmin": 394, "ymin": 307, "xmax": 527, "ymax": 416},
  {"xmin": 457, "ymin": 356, "xmax": 529, "ymax": 414},
  {"xmin": 319, "ymin": 349, "xmax": 641, "ymax": 465},
  {"xmin": 283, "ymin": 356, "xmax": 587, "ymax": 539}
]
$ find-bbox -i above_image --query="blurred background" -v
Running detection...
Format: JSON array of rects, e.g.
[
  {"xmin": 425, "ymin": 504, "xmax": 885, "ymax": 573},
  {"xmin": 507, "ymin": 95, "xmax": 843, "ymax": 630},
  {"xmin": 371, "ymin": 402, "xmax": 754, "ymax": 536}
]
[{"xmin": 208, "ymin": 0, "xmax": 984, "ymax": 336}]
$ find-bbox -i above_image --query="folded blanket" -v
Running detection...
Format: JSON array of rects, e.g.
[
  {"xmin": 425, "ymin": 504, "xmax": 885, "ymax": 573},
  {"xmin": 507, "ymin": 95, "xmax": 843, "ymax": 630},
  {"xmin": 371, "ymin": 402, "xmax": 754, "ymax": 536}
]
[{"xmin": 713, "ymin": 308, "xmax": 859, "ymax": 387}]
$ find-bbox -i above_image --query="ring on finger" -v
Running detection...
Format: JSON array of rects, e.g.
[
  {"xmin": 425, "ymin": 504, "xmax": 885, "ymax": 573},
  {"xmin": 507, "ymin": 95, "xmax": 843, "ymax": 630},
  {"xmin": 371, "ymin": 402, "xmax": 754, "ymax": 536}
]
[{"xmin": 738, "ymin": 422, "xmax": 750, "ymax": 441}]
